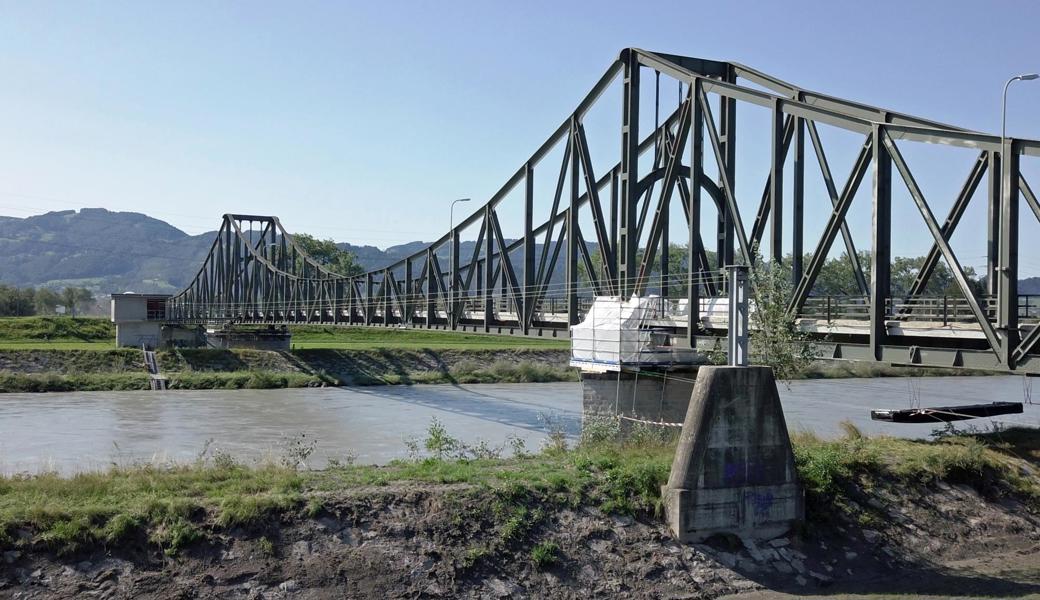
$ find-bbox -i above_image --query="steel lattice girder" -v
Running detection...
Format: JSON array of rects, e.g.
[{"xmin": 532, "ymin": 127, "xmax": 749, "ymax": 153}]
[{"xmin": 166, "ymin": 48, "xmax": 1040, "ymax": 373}]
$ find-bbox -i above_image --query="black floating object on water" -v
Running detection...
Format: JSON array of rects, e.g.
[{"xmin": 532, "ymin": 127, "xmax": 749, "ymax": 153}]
[{"xmin": 870, "ymin": 402, "xmax": 1024, "ymax": 424}]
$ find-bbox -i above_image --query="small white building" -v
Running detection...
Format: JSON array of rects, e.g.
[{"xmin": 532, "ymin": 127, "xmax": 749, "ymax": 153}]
[{"xmin": 110, "ymin": 293, "xmax": 170, "ymax": 348}]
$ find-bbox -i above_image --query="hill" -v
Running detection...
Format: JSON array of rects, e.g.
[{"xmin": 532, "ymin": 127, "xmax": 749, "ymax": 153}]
[
  {"xmin": 0, "ymin": 209, "xmax": 214, "ymax": 294},
  {"xmin": 3, "ymin": 208, "xmax": 1036, "ymax": 300},
  {"xmin": 0, "ymin": 209, "xmax": 432, "ymax": 295}
]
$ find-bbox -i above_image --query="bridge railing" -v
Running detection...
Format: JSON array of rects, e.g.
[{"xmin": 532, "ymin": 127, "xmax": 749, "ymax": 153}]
[{"xmin": 798, "ymin": 294, "xmax": 1040, "ymax": 325}]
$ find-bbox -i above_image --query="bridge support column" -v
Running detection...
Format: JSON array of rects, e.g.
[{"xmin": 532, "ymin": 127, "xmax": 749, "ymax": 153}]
[
  {"xmin": 869, "ymin": 125, "xmax": 891, "ymax": 361},
  {"xmin": 618, "ymin": 49, "xmax": 640, "ymax": 298},
  {"xmin": 581, "ymin": 369, "xmax": 699, "ymax": 431},
  {"xmin": 998, "ymin": 138, "xmax": 1020, "ymax": 368},
  {"xmin": 662, "ymin": 366, "xmax": 803, "ymax": 543}
]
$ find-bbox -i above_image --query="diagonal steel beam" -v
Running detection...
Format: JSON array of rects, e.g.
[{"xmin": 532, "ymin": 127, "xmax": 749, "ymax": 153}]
[
  {"xmin": 805, "ymin": 120, "xmax": 869, "ymax": 295},
  {"xmin": 749, "ymin": 115, "xmax": 795, "ymax": 251},
  {"xmin": 637, "ymin": 96, "xmax": 693, "ymax": 292},
  {"xmin": 489, "ymin": 210, "xmax": 525, "ymax": 318},
  {"xmin": 790, "ymin": 134, "xmax": 873, "ymax": 313},
  {"xmin": 573, "ymin": 120, "xmax": 617, "ymax": 286},
  {"xmin": 1014, "ymin": 324, "xmax": 1040, "ymax": 363},
  {"xmin": 904, "ymin": 152, "xmax": 987, "ymax": 304},
  {"xmin": 535, "ymin": 141, "xmax": 571, "ymax": 292},
  {"xmin": 882, "ymin": 129, "xmax": 1001, "ymax": 353},
  {"xmin": 698, "ymin": 87, "xmax": 752, "ymax": 263}
]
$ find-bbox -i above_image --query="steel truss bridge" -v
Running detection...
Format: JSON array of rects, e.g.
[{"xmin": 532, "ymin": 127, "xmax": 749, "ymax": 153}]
[{"xmin": 168, "ymin": 49, "xmax": 1040, "ymax": 374}]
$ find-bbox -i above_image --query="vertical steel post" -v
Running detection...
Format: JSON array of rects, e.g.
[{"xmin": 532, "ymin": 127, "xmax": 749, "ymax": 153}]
[
  {"xmin": 870, "ymin": 125, "xmax": 891, "ymax": 361},
  {"xmin": 450, "ymin": 229, "xmax": 460, "ymax": 329},
  {"xmin": 523, "ymin": 162, "xmax": 535, "ymax": 333},
  {"xmin": 609, "ymin": 167, "xmax": 618, "ymax": 283},
  {"xmin": 618, "ymin": 50, "xmax": 640, "ymax": 298},
  {"xmin": 567, "ymin": 125, "xmax": 580, "ymax": 325},
  {"xmin": 404, "ymin": 259, "xmax": 413, "ymax": 325},
  {"xmin": 770, "ymin": 98, "xmax": 784, "ymax": 263},
  {"xmin": 365, "ymin": 272, "xmax": 374, "ymax": 326},
  {"xmin": 792, "ymin": 116, "xmax": 805, "ymax": 285},
  {"xmin": 727, "ymin": 265, "xmax": 749, "ymax": 367},
  {"xmin": 484, "ymin": 209, "xmax": 493, "ymax": 332},
  {"xmin": 998, "ymin": 138, "xmax": 1020, "ymax": 368},
  {"xmin": 661, "ymin": 213, "xmax": 669, "ymax": 298},
  {"xmin": 687, "ymin": 83, "xmax": 703, "ymax": 348},
  {"xmin": 425, "ymin": 249, "xmax": 435, "ymax": 328},
  {"xmin": 718, "ymin": 66, "xmax": 737, "ymax": 286},
  {"xmin": 987, "ymin": 151, "xmax": 1002, "ymax": 296}
]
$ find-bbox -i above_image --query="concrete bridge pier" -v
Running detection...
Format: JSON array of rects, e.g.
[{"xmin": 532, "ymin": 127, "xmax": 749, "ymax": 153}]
[
  {"xmin": 661, "ymin": 365, "xmax": 803, "ymax": 543},
  {"xmin": 581, "ymin": 368, "xmax": 700, "ymax": 429}
]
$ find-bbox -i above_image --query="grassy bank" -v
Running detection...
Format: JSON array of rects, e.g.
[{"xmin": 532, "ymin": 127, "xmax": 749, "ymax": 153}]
[
  {"xmin": 1, "ymin": 424, "xmax": 1036, "ymax": 557},
  {"xmin": 289, "ymin": 325, "xmax": 568, "ymax": 350},
  {"xmin": 0, "ymin": 347, "xmax": 576, "ymax": 392},
  {"xmin": 0, "ymin": 317, "xmax": 568, "ymax": 351},
  {"xmin": 0, "ymin": 316, "xmax": 114, "ymax": 350}
]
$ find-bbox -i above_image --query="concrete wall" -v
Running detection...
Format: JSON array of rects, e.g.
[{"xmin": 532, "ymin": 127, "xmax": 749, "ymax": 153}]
[
  {"xmin": 581, "ymin": 369, "xmax": 698, "ymax": 426},
  {"xmin": 115, "ymin": 321, "xmax": 162, "ymax": 349},
  {"xmin": 111, "ymin": 295, "xmax": 148, "ymax": 322},
  {"xmin": 662, "ymin": 366, "xmax": 803, "ymax": 543}
]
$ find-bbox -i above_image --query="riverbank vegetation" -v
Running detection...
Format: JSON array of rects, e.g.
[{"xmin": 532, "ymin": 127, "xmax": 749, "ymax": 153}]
[
  {"xmin": 1, "ymin": 422, "xmax": 1036, "ymax": 558},
  {"xmin": 0, "ymin": 316, "xmax": 114, "ymax": 349}
]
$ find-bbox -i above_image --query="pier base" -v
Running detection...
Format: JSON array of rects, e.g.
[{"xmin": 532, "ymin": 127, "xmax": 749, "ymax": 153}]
[
  {"xmin": 581, "ymin": 369, "xmax": 699, "ymax": 428},
  {"xmin": 662, "ymin": 366, "xmax": 802, "ymax": 543}
]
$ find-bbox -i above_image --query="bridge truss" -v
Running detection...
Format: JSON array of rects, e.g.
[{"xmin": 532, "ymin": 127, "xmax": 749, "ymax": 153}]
[{"xmin": 168, "ymin": 49, "xmax": 1040, "ymax": 374}]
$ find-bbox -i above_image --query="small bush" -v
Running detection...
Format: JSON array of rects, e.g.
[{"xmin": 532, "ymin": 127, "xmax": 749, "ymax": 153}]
[{"xmin": 530, "ymin": 540, "xmax": 560, "ymax": 569}]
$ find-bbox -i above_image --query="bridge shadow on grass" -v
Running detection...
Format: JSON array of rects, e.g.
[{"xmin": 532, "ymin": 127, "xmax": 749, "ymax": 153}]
[
  {"xmin": 172, "ymin": 349, "xmax": 249, "ymax": 371},
  {"xmin": 328, "ymin": 383, "xmax": 581, "ymax": 438},
  {"xmin": 288, "ymin": 348, "xmax": 457, "ymax": 385}
]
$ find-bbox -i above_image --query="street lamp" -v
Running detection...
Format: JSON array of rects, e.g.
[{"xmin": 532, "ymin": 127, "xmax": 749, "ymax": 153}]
[
  {"xmin": 448, "ymin": 198, "xmax": 471, "ymax": 325},
  {"xmin": 1002, "ymin": 73, "xmax": 1039, "ymax": 140}
]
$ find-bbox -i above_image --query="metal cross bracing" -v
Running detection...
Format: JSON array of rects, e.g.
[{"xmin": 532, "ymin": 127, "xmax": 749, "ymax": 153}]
[{"xmin": 167, "ymin": 48, "xmax": 1040, "ymax": 374}]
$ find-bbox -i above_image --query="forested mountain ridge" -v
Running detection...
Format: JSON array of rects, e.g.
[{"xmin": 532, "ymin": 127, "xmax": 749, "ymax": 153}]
[{"xmin": 1, "ymin": 208, "xmax": 1036, "ymax": 298}]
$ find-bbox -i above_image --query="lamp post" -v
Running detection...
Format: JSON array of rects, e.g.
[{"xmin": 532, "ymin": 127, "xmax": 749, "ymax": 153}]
[
  {"xmin": 1002, "ymin": 73, "xmax": 1039, "ymax": 141},
  {"xmin": 448, "ymin": 198, "xmax": 471, "ymax": 326}
]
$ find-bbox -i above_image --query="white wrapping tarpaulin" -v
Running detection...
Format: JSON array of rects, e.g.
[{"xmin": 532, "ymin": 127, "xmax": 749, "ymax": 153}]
[{"xmin": 570, "ymin": 295, "xmax": 702, "ymax": 371}]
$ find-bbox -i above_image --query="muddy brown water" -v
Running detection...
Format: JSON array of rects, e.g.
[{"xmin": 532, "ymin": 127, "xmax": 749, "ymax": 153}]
[{"xmin": 0, "ymin": 377, "xmax": 1037, "ymax": 474}]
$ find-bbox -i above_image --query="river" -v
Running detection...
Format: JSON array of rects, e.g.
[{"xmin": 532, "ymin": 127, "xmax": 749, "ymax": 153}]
[{"xmin": 1, "ymin": 376, "xmax": 1037, "ymax": 475}]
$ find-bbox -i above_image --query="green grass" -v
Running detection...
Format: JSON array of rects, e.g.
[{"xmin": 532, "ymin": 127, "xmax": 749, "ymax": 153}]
[
  {"xmin": 0, "ymin": 464, "xmax": 302, "ymax": 554},
  {"xmin": 288, "ymin": 326, "xmax": 568, "ymax": 350},
  {"xmin": 0, "ymin": 371, "xmax": 328, "ymax": 393},
  {"xmin": 0, "ymin": 427, "xmax": 1036, "ymax": 557},
  {"xmin": 0, "ymin": 317, "xmax": 114, "ymax": 349},
  {"xmin": 530, "ymin": 540, "xmax": 560, "ymax": 569}
]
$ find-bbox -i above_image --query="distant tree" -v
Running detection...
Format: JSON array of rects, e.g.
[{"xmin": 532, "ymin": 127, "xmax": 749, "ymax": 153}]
[
  {"xmin": 291, "ymin": 234, "xmax": 365, "ymax": 277},
  {"xmin": 0, "ymin": 285, "xmax": 36, "ymax": 316},
  {"xmin": 61, "ymin": 287, "xmax": 95, "ymax": 317},
  {"xmin": 33, "ymin": 288, "xmax": 61, "ymax": 315}
]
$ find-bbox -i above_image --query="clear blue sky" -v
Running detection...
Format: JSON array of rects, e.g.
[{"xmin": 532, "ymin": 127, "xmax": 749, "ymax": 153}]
[{"xmin": 1, "ymin": 0, "xmax": 1038, "ymax": 274}]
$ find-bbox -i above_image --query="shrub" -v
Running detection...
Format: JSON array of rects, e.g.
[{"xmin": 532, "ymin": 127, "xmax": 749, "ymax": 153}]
[{"xmin": 530, "ymin": 540, "xmax": 560, "ymax": 569}]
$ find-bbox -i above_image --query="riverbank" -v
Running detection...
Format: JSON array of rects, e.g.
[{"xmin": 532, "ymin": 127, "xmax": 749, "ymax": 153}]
[
  {"xmin": 0, "ymin": 426, "xmax": 1037, "ymax": 598},
  {"xmin": 0, "ymin": 317, "xmax": 996, "ymax": 393},
  {"xmin": 0, "ymin": 347, "xmax": 994, "ymax": 393},
  {"xmin": 0, "ymin": 347, "xmax": 577, "ymax": 392}
]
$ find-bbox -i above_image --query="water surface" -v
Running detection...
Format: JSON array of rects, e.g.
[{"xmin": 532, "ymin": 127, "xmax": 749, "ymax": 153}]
[{"xmin": 0, "ymin": 377, "xmax": 1036, "ymax": 474}]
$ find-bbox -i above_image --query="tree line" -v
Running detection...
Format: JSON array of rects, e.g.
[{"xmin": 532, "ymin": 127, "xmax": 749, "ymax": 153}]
[
  {"xmin": 579, "ymin": 244, "xmax": 985, "ymax": 299},
  {"xmin": 0, "ymin": 285, "xmax": 96, "ymax": 317}
]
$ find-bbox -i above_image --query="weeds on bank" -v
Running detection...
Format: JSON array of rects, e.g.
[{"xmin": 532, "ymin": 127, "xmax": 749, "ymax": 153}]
[{"xmin": 1, "ymin": 414, "xmax": 1036, "ymax": 560}]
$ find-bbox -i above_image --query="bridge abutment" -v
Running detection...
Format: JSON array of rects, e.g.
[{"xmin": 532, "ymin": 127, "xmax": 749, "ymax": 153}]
[{"xmin": 661, "ymin": 365, "xmax": 803, "ymax": 543}]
